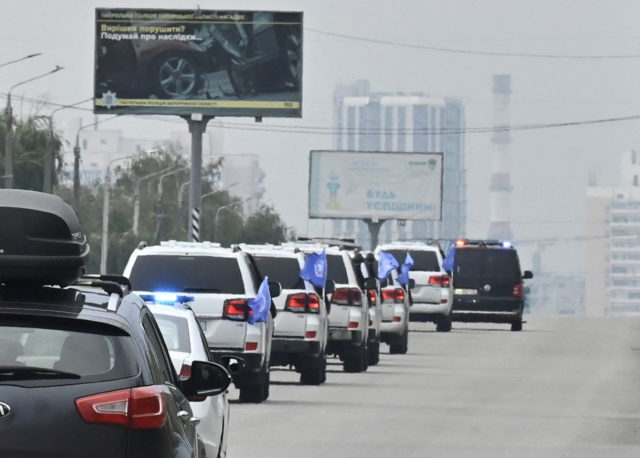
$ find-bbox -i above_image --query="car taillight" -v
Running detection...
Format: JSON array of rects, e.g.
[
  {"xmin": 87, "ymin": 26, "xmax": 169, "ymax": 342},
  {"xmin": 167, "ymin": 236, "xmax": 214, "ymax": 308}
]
[
  {"xmin": 381, "ymin": 288, "xmax": 405, "ymax": 303},
  {"xmin": 332, "ymin": 287, "xmax": 362, "ymax": 306},
  {"xmin": 305, "ymin": 331, "xmax": 317, "ymax": 339},
  {"xmin": 393, "ymin": 316, "xmax": 402, "ymax": 322},
  {"xmin": 76, "ymin": 386, "xmax": 167, "ymax": 429},
  {"xmin": 348, "ymin": 321, "xmax": 359, "ymax": 329},
  {"xmin": 367, "ymin": 289, "xmax": 377, "ymax": 305},
  {"xmin": 223, "ymin": 299, "xmax": 251, "ymax": 321},
  {"xmin": 513, "ymin": 284, "xmax": 523, "ymax": 298},
  {"xmin": 245, "ymin": 341, "xmax": 258, "ymax": 351},
  {"xmin": 429, "ymin": 274, "xmax": 450, "ymax": 287},
  {"xmin": 285, "ymin": 293, "xmax": 321, "ymax": 313}
]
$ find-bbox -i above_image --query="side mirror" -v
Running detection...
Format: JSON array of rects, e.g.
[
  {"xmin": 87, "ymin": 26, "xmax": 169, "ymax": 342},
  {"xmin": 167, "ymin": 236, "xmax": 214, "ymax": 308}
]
[
  {"xmin": 364, "ymin": 277, "xmax": 377, "ymax": 290},
  {"xmin": 523, "ymin": 270, "xmax": 533, "ymax": 280},
  {"xmin": 268, "ymin": 281, "xmax": 282, "ymax": 298},
  {"xmin": 220, "ymin": 355, "xmax": 245, "ymax": 374},
  {"xmin": 408, "ymin": 279, "xmax": 416, "ymax": 289},
  {"xmin": 324, "ymin": 280, "xmax": 336, "ymax": 295},
  {"xmin": 182, "ymin": 361, "xmax": 232, "ymax": 401}
]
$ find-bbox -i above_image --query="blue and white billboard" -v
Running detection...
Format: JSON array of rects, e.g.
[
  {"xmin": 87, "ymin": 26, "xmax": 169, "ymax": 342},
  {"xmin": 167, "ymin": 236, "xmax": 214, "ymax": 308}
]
[{"xmin": 308, "ymin": 150, "xmax": 443, "ymax": 220}]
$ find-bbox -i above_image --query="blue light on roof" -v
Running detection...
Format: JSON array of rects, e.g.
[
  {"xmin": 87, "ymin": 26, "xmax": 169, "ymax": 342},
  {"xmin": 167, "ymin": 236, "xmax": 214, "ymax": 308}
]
[
  {"xmin": 502, "ymin": 241, "xmax": 512, "ymax": 248},
  {"xmin": 154, "ymin": 293, "xmax": 179, "ymax": 304}
]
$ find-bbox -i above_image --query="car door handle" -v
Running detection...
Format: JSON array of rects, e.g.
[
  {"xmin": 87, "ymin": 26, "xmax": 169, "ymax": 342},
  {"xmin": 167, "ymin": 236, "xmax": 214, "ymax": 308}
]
[{"xmin": 177, "ymin": 410, "xmax": 190, "ymax": 420}]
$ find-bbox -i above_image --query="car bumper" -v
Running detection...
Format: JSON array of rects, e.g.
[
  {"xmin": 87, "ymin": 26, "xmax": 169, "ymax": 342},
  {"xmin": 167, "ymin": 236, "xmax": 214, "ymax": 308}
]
[
  {"xmin": 410, "ymin": 301, "xmax": 451, "ymax": 316},
  {"xmin": 380, "ymin": 320, "xmax": 405, "ymax": 336},
  {"xmin": 451, "ymin": 297, "xmax": 523, "ymax": 322},
  {"xmin": 271, "ymin": 338, "xmax": 322, "ymax": 355}
]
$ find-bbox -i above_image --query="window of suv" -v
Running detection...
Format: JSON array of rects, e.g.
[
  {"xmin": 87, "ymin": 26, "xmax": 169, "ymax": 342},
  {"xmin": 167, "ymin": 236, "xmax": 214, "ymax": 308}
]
[
  {"xmin": 326, "ymin": 254, "xmax": 349, "ymax": 284},
  {"xmin": 387, "ymin": 249, "xmax": 440, "ymax": 271},
  {"xmin": 129, "ymin": 255, "xmax": 245, "ymax": 294},
  {"xmin": 454, "ymin": 248, "xmax": 521, "ymax": 286},
  {"xmin": 253, "ymin": 256, "xmax": 305, "ymax": 290}
]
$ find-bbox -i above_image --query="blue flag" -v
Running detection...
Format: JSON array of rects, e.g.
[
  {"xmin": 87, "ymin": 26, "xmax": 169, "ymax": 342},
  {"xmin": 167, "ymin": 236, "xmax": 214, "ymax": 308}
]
[
  {"xmin": 397, "ymin": 253, "xmax": 414, "ymax": 286},
  {"xmin": 378, "ymin": 251, "xmax": 400, "ymax": 281},
  {"xmin": 248, "ymin": 277, "xmax": 271, "ymax": 324},
  {"xmin": 442, "ymin": 246, "xmax": 455, "ymax": 272},
  {"xmin": 300, "ymin": 249, "xmax": 327, "ymax": 288}
]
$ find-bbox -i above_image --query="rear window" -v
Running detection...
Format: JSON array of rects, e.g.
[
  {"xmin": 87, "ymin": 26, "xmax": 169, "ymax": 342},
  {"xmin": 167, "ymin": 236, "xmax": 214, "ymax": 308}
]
[
  {"xmin": 387, "ymin": 249, "xmax": 440, "ymax": 271},
  {"xmin": 0, "ymin": 316, "xmax": 137, "ymax": 387},
  {"xmin": 254, "ymin": 256, "xmax": 304, "ymax": 290},
  {"xmin": 327, "ymin": 254, "xmax": 349, "ymax": 284},
  {"xmin": 129, "ymin": 255, "xmax": 245, "ymax": 294},
  {"xmin": 153, "ymin": 314, "xmax": 191, "ymax": 353},
  {"xmin": 453, "ymin": 248, "xmax": 521, "ymax": 284}
]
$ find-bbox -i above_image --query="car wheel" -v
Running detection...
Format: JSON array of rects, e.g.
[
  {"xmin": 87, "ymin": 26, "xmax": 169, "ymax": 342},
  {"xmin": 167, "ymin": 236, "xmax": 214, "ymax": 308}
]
[
  {"xmin": 239, "ymin": 366, "xmax": 269, "ymax": 403},
  {"xmin": 511, "ymin": 319, "xmax": 523, "ymax": 332},
  {"xmin": 151, "ymin": 53, "xmax": 202, "ymax": 99},
  {"xmin": 367, "ymin": 340, "xmax": 380, "ymax": 366},
  {"xmin": 436, "ymin": 314, "xmax": 452, "ymax": 332},
  {"xmin": 300, "ymin": 354, "xmax": 326, "ymax": 385},
  {"xmin": 343, "ymin": 346, "xmax": 367, "ymax": 373},
  {"xmin": 389, "ymin": 327, "xmax": 409, "ymax": 354}
]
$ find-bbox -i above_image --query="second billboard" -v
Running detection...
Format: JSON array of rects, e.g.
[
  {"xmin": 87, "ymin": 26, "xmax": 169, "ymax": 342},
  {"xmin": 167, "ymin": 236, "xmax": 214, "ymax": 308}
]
[{"xmin": 94, "ymin": 8, "xmax": 302, "ymax": 118}]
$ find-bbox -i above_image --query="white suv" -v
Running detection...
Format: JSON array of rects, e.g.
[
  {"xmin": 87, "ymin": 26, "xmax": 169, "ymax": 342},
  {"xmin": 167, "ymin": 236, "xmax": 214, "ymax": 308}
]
[
  {"xmin": 377, "ymin": 259, "xmax": 411, "ymax": 354},
  {"xmin": 375, "ymin": 242, "xmax": 453, "ymax": 332},
  {"xmin": 293, "ymin": 244, "xmax": 370, "ymax": 373},
  {"xmin": 123, "ymin": 241, "xmax": 279, "ymax": 402},
  {"xmin": 239, "ymin": 244, "xmax": 329, "ymax": 385}
]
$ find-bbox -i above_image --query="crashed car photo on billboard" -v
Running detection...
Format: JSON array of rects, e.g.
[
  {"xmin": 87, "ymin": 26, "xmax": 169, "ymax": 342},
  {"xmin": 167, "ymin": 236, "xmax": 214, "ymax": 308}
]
[{"xmin": 94, "ymin": 8, "xmax": 302, "ymax": 118}]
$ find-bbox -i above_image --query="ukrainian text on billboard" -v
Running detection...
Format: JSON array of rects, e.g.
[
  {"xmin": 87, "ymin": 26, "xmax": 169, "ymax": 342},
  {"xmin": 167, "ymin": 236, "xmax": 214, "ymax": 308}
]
[
  {"xmin": 308, "ymin": 151, "xmax": 443, "ymax": 220},
  {"xmin": 94, "ymin": 8, "xmax": 302, "ymax": 118}
]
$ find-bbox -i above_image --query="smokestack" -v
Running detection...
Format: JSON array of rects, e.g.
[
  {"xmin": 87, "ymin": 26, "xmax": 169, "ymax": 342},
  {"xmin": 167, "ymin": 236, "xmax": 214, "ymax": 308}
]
[{"xmin": 487, "ymin": 74, "xmax": 514, "ymax": 241}]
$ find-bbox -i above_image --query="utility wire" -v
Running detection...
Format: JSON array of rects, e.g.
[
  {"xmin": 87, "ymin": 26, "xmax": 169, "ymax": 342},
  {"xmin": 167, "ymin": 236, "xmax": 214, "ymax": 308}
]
[{"xmin": 306, "ymin": 27, "xmax": 640, "ymax": 60}]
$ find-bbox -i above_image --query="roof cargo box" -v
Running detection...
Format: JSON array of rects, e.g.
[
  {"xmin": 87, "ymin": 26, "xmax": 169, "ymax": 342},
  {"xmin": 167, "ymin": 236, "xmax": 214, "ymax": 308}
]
[{"xmin": 0, "ymin": 190, "xmax": 89, "ymax": 286}]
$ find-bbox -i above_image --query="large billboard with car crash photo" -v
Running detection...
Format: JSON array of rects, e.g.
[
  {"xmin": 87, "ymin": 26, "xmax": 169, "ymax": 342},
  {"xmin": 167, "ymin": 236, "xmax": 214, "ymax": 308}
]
[{"xmin": 94, "ymin": 8, "xmax": 302, "ymax": 117}]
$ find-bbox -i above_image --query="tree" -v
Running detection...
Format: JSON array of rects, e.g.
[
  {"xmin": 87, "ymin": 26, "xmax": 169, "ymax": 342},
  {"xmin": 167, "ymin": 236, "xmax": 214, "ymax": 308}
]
[{"xmin": 240, "ymin": 206, "xmax": 288, "ymax": 245}]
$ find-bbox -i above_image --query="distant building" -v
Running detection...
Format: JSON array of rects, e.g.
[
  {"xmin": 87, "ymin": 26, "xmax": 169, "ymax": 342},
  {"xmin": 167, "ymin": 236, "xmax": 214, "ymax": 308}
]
[
  {"xmin": 585, "ymin": 150, "xmax": 640, "ymax": 316},
  {"xmin": 330, "ymin": 80, "xmax": 466, "ymax": 247}
]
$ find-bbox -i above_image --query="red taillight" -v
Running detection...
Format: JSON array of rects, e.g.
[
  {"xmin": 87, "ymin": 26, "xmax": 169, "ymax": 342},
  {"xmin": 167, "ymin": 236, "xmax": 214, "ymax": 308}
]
[
  {"xmin": 513, "ymin": 284, "xmax": 523, "ymax": 298},
  {"xmin": 429, "ymin": 274, "xmax": 450, "ymax": 287},
  {"xmin": 393, "ymin": 316, "xmax": 402, "ymax": 322},
  {"xmin": 332, "ymin": 287, "xmax": 362, "ymax": 306},
  {"xmin": 381, "ymin": 288, "xmax": 405, "ymax": 303},
  {"xmin": 305, "ymin": 331, "xmax": 317, "ymax": 339},
  {"xmin": 348, "ymin": 321, "xmax": 359, "ymax": 329},
  {"xmin": 245, "ymin": 341, "xmax": 258, "ymax": 351},
  {"xmin": 367, "ymin": 289, "xmax": 377, "ymax": 305},
  {"xmin": 285, "ymin": 293, "xmax": 321, "ymax": 313},
  {"xmin": 76, "ymin": 386, "xmax": 167, "ymax": 429},
  {"xmin": 223, "ymin": 299, "xmax": 250, "ymax": 321}
]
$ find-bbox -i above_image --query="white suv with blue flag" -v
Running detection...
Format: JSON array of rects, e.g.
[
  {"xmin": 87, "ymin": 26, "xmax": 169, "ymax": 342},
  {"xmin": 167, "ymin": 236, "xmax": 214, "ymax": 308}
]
[
  {"xmin": 377, "ymin": 251, "xmax": 412, "ymax": 353},
  {"xmin": 291, "ymin": 243, "xmax": 370, "ymax": 373},
  {"xmin": 239, "ymin": 244, "xmax": 329, "ymax": 385},
  {"xmin": 123, "ymin": 241, "xmax": 280, "ymax": 403},
  {"xmin": 376, "ymin": 242, "xmax": 453, "ymax": 332}
]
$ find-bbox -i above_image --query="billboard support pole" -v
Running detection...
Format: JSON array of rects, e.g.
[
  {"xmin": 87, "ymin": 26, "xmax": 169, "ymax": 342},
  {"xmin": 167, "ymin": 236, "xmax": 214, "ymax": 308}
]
[
  {"xmin": 364, "ymin": 218, "xmax": 385, "ymax": 251},
  {"xmin": 184, "ymin": 115, "xmax": 213, "ymax": 242}
]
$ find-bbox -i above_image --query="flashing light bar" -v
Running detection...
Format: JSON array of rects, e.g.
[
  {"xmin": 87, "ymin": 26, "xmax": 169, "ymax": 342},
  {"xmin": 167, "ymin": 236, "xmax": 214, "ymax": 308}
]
[{"xmin": 139, "ymin": 293, "xmax": 195, "ymax": 305}]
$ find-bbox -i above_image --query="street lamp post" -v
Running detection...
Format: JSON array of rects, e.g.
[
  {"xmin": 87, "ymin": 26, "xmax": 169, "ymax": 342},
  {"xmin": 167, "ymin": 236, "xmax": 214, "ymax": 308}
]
[
  {"xmin": 132, "ymin": 165, "xmax": 179, "ymax": 236},
  {"xmin": 4, "ymin": 65, "xmax": 64, "ymax": 189},
  {"xmin": 45, "ymin": 98, "xmax": 92, "ymax": 193},
  {"xmin": 0, "ymin": 53, "xmax": 42, "ymax": 69},
  {"xmin": 213, "ymin": 197, "xmax": 253, "ymax": 243},
  {"xmin": 153, "ymin": 168, "xmax": 189, "ymax": 244}
]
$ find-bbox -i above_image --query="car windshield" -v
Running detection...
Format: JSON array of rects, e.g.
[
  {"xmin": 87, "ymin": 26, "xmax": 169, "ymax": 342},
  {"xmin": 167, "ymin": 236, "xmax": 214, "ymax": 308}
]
[
  {"xmin": 0, "ymin": 318, "xmax": 137, "ymax": 386},
  {"xmin": 254, "ymin": 256, "xmax": 305, "ymax": 289},
  {"xmin": 152, "ymin": 313, "xmax": 191, "ymax": 353},
  {"xmin": 326, "ymin": 254, "xmax": 349, "ymax": 284},
  {"xmin": 387, "ymin": 249, "xmax": 440, "ymax": 271},
  {"xmin": 129, "ymin": 255, "xmax": 245, "ymax": 294},
  {"xmin": 453, "ymin": 248, "xmax": 521, "ymax": 286}
]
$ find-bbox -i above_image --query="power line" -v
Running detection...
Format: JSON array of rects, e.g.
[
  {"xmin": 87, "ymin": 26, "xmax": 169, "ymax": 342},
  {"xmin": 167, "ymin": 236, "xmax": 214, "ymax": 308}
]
[{"xmin": 306, "ymin": 27, "xmax": 640, "ymax": 60}]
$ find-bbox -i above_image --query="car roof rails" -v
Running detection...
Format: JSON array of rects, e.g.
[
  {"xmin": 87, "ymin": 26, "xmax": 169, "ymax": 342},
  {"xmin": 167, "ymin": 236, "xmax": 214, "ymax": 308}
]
[{"xmin": 296, "ymin": 236, "xmax": 362, "ymax": 251}]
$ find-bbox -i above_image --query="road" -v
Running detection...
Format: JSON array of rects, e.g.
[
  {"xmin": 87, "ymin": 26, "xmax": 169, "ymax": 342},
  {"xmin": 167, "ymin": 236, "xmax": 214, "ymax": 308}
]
[{"xmin": 226, "ymin": 316, "xmax": 640, "ymax": 458}]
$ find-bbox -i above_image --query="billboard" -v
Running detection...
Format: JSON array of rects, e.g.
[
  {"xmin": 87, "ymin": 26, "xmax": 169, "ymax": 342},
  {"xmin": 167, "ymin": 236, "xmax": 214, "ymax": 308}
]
[
  {"xmin": 309, "ymin": 151, "xmax": 443, "ymax": 220},
  {"xmin": 94, "ymin": 8, "xmax": 302, "ymax": 118}
]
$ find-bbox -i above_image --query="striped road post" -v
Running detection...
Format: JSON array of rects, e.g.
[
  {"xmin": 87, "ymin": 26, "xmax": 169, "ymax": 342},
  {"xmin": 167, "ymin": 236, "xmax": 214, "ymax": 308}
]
[{"xmin": 191, "ymin": 207, "xmax": 201, "ymax": 242}]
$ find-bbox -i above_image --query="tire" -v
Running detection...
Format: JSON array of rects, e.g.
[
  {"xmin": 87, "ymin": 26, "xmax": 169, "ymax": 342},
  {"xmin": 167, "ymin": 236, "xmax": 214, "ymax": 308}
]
[
  {"xmin": 511, "ymin": 319, "xmax": 523, "ymax": 332},
  {"xmin": 343, "ymin": 347, "xmax": 367, "ymax": 373},
  {"xmin": 367, "ymin": 340, "xmax": 380, "ymax": 366},
  {"xmin": 239, "ymin": 367, "xmax": 269, "ymax": 403},
  {"xmin": 151, "ymin": 53, "xmax": 202, "ymax": 99},
  {"xmin": 389, "ymin": 328, "xmax": 409, "ymax": 354},
  {"xmin": 436, "ymin": 314, "xmax": 452, "ymax": 332},
  {"xmin": 300, "ymin": 355, "xmax": 327, "ymax": 385}
]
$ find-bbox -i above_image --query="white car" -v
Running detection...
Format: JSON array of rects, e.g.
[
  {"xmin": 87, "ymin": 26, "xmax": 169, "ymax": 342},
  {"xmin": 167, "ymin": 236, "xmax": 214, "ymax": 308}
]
[
  {"xmin": 147, "ymin": 302, "xmax": 230, "ymax": 458},
  {"xmin": 377, "ymin": 268, "xmax": 411, "ymax": 354},
  {"xmin": 240, "ymin": 244, "xmax": 329, "ymax": 384},
  {"xmin": 124, "ymin": 241, "xmax": 279, "ymax": 403},
  {"xmin": 375, "ymin": 242, "xmax": 453, "ymax": 332}
]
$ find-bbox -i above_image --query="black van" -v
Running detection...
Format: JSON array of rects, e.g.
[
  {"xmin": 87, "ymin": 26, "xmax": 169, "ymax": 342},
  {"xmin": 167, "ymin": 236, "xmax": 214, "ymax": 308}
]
[{"xmin": 448, "ymin": 240, "xmax": 533, "ymax": 331}]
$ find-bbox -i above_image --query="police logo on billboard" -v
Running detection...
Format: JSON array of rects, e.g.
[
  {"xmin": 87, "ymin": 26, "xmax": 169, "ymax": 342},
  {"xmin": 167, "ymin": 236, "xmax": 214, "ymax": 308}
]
[{"xmin": 0, "ymin": 402, "xmax": 11, "ymax": 418}]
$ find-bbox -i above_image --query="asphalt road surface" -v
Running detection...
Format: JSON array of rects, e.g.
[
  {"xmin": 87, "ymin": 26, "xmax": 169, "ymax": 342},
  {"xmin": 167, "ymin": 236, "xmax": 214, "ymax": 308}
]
[{"xmin": 227, "ymin": 316, "xmax": 640, "ymax": 458}]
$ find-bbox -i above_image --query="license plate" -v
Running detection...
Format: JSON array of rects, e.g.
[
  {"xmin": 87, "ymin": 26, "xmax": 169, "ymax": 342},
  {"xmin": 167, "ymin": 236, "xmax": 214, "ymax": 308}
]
[{"xmin": 454, "ymin": 288, "xmax": 477, "ymax": 295}]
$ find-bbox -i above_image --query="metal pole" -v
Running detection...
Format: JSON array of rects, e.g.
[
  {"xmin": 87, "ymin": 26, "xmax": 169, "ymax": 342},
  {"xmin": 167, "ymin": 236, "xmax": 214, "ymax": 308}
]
[
  {"xmin": 186, "ymin": 116, "xmax": 213, "ymax": 242},
  {"xmin": 73, "ymin": 133, "xmax": 81, "ymax": 206},
  {"xmin": 213, "ymin": 198, "xmax": 252, "ymax": 243},
  {"xmin": 4, "ymin": 95, "xmax": 12, "ymax": 188},
  {"xmin": 100, "ymin": 166, "xmax": 111, "ymax": 274},
  {"xmin": 365, "ymin": 218, "xmax": 385, "ymax": 251},
  {"xmin": 44, "ymin": 116, "xmax": 54, "ymax": 193},
  {"xmin": 132, "ymin": 165, "xmax": 179, "ymax": 236}
]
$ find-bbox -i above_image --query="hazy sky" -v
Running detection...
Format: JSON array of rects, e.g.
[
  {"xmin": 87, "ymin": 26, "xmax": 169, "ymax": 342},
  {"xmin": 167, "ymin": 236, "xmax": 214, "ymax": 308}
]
[{"xmin": 2, "ymin": 0, "xmax": 640, "ymax": 276}]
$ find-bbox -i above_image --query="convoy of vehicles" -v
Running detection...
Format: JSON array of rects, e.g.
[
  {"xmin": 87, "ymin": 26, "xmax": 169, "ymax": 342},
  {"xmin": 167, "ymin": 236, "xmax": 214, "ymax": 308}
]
[{"xmin": 0, "ymin": 190, "xmax": 533, "ymax": 456}]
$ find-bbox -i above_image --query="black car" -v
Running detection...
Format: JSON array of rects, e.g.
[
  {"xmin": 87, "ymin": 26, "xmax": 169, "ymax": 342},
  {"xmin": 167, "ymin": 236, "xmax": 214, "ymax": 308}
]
[
  {"xmin": 448, "ymin": 240, "xmax": 533, "ymax": 331},
  {"xmin": 0, "ymin": 190, "xmax": 231, "ymax": 457}
]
